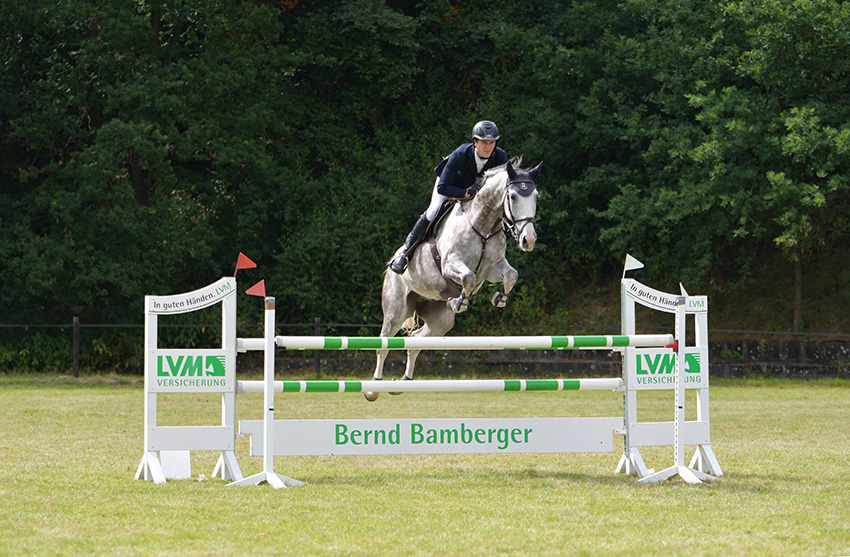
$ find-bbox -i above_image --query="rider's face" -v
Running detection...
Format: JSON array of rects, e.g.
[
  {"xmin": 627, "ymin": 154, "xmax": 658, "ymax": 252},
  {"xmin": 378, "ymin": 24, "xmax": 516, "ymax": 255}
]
[{"xmin": 474, "ymin": 139, "xmax": 496, "ymax": 159}]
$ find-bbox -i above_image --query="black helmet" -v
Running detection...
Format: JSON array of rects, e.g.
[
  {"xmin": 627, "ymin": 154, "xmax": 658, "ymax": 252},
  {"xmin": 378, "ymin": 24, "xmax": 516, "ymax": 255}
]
[{"xmin": 472, "ymin": 120, "xmax": 500, "ymax": 141}]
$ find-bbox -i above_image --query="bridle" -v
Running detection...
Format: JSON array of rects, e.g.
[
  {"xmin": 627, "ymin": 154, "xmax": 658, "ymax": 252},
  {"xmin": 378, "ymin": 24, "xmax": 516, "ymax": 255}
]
[
  {"xmin": 462, "ymin": 175, "xmax": 537, "ymax": 242},
  {"xmin": 503, "ymin": 178, "xmax": 537, "ymax": 243},
  {"xmin": 458, "ymin": 173, "xmax": 538, "ymax": 274}
]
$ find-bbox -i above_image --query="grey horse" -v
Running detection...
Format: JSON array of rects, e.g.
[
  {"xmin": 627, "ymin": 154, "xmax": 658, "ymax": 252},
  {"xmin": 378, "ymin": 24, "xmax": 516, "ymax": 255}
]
[{"xmin": 366, "ymin": 158, "xmax": 541, "ymax": 401}]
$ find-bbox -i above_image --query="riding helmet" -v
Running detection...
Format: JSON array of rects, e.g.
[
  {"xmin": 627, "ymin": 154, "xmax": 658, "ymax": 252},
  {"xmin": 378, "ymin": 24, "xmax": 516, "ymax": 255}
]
[{"xmin": 472, "ymin": 120, "xmax": 500, "ymax": 141}]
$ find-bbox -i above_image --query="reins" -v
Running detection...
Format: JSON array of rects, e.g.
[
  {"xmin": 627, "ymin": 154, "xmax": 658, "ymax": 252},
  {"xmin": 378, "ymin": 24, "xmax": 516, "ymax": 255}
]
[{"xmin": 460, "ymin": 199, "xmax": 501, "ymax": 276}]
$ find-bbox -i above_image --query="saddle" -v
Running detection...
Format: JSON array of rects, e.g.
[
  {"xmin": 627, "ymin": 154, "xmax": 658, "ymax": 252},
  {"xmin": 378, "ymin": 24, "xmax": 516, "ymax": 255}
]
[
  {"xmin": 407, "ymin": 199, "xmax": 454, "ymax": 257},
  {"xmin": 406, "ymin": 200, "xmax": 463, "ymax": 300}
]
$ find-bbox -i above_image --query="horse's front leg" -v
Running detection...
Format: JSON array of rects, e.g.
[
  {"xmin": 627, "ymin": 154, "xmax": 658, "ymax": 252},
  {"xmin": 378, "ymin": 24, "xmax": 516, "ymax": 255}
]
[
  {"xmin": 441, "ymin": 256, "xmax": 477, "ymax": 313},
  {"xmin": 483, "ymin": 257, "xmax": 518, "ymax": 309}
]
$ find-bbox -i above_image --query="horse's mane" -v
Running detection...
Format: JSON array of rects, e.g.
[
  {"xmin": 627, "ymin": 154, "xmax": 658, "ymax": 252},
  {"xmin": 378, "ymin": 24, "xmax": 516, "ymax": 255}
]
[
  {"xmin": 477, "ymin": 156, "xmax": 524, "ymax": 202},
  {"xmin": 481, "ymin": 156, "xmax": 523, "ymax": 180}
]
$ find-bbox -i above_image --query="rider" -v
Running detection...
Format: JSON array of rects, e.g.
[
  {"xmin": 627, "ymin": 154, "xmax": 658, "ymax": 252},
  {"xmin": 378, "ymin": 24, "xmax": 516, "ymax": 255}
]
[{"xmin": 389, "ymin": 120, "xmax": 509, "ymax": 274}]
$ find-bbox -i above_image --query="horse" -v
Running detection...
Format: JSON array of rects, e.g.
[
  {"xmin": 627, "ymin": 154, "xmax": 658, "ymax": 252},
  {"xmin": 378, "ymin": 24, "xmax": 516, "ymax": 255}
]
[{"xmin": 366, "ymin": 157, "xmax": 541, "ymax": 401}]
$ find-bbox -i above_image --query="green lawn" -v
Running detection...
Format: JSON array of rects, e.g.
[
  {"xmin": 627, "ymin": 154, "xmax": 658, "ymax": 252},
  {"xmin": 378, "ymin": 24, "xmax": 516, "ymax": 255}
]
[{"xmin": 0, "ymin": 376, "xmax": 848, "ymax": 555}]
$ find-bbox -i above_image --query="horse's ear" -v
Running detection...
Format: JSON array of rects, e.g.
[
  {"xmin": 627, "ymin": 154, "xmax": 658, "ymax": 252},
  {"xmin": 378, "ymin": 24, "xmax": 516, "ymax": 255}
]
[
  {"xmin": 529, "ymin": 161, "xmax": 542, "ymax": 181},
  {"xmin": 507, "ymin": 162, "xmax": 517, "ymax": 180}
]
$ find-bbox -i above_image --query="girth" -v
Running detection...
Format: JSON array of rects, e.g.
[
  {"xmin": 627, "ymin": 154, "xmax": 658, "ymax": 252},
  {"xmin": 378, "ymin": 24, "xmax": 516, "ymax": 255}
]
[{"xmin": 429, "ymin": 241, "xmax": 463, "ymax": 300}]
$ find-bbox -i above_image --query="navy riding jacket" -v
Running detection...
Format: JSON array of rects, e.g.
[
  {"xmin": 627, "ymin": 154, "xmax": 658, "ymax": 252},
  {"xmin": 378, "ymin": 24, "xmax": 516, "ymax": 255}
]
[{"xmin": 434, "ymin": 143, "xmax": 509, "ymax": 199}]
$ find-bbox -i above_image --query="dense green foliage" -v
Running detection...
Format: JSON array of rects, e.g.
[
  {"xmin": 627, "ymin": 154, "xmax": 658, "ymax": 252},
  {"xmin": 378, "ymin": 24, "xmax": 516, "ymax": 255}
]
[{"xmin": 3, "ymin": 0, "xmax": 850, "ymax": 370}]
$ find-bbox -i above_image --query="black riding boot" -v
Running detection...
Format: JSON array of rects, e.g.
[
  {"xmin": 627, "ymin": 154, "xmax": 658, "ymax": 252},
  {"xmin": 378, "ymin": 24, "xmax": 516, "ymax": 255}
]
[{"xmin": 389, "ymin": 213, "xmax": 430, "ymax": 274}]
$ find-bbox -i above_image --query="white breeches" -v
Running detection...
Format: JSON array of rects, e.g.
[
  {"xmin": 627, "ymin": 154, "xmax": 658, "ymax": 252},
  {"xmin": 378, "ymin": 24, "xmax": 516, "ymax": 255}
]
[{"xmin": 424, "ymin": 178, "xmax": 446, "ymax": 221}]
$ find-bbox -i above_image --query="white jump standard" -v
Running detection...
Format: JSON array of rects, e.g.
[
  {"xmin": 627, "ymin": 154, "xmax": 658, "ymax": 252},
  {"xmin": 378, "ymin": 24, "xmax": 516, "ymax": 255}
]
[
  {"xmin": 228, "ymin": 297, "xmax": 304, "ymax": 488},
  {"xmin": 136, "ymin": 254, "xmax": 723, "ymax": 487}
]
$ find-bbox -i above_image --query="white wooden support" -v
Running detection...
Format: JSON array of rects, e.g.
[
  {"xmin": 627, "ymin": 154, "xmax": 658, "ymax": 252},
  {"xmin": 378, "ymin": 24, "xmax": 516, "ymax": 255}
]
[
  {"xmin": 639, "ymin": 295, "xmax": 717, "ymax": 484},
  {"xmin": 135, "ymin": 300, "xmax": 163, "ymax": 483},
  {"xmin": 616, "ymin": 277, "xmax": 650, "ymax": 478},
  {"xmin": 136, "ymin": 278, "xmax": 242, "ymax": 484},
  {"xmin": 229, "ymin": 297, "xmax": 305, "ymax": 489},
  {"xmin": 160, "ymin": 450, "xmax": 191, "ymax": 479},
  {"xmin": 135, "ymin": 451, "xmax": 166, "ymax": 484},
  {"xmin": 215, "ymin": 290, "xmax": 242, "ymax": 480},
  {"xmin": 688, "ymin": 304, "xmax": 724, "ymax": 477}
]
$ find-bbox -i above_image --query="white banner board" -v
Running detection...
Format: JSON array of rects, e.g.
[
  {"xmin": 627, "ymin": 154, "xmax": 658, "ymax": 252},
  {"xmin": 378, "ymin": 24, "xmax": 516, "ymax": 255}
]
[
  {"xmin": 146, "ymin": 277, "xmax": 236, "ymax": 315},
  {"xmin": 240, "ymin": 417, "xmax": 625, "ymax": 456}
]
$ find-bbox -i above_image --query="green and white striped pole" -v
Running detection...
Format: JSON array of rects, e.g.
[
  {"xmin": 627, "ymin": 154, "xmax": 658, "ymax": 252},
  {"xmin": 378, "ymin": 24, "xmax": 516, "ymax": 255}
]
[
  {"xmin": 235, "ymin": 333, "xmax": 675, "ymax": 352},
  {"xmin": 236, "ymin": 377, "xmax": 624, "ymax": 395}
]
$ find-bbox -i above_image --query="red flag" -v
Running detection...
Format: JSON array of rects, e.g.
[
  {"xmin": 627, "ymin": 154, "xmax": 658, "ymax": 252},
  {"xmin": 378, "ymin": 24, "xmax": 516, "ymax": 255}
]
[
  {"xmin": 234, "ymin": 252, "xmax": 257, "ymax": 275},
  {"xmin": 246, "ymin": 279, "xmax": 266, "ymax": 298}
]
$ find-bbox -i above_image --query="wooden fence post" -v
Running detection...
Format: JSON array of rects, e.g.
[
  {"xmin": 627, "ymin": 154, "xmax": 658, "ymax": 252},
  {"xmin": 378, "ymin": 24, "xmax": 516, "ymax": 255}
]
[{"xmin": 73, "ymin": 316, "xmax": 80, "ymax": 378}]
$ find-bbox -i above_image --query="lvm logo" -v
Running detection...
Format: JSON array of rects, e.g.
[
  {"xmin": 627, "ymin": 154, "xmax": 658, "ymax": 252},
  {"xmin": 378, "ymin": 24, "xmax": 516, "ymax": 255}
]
[
  {"xmin": 636, "ymin": 352, "xmax": 701, "ymax": 375},
  {"xmin": 688, "ymin": 298, "xmax": 707, "ymax": 311},
  {"xmin": 157, "ymin": 354, "xmax": 226, "ymax": 377}
]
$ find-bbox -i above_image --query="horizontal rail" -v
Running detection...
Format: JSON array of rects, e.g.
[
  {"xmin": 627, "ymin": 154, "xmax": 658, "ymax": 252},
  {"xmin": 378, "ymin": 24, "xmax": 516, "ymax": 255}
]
[
  {"xmin": 237, "ymin": 338, "xmax": 265, "ymax": 352},
  {"xmin": 269, "ymin": 334, "xmax": 675, "ymax": 351},
  {"xmin": 236, "ymin": 378, "xmax": 625, "ymax": 394}
]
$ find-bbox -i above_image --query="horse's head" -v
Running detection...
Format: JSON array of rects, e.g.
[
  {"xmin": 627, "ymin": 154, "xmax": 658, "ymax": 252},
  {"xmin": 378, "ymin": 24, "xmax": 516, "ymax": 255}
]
[{"xmin": 504, "ymin": 161, "xmax": 541, "ymax": 251}]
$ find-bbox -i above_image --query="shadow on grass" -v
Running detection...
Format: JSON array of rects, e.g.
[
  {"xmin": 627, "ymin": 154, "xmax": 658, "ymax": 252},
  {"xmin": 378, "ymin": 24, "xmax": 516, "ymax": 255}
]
[
  {"xmin": 296, "ymin": 466, "xmax": 641, "ymax": 488},
  {"xmin": 293, "ymin": 466, "xmax": 801, "ymax": 493}
]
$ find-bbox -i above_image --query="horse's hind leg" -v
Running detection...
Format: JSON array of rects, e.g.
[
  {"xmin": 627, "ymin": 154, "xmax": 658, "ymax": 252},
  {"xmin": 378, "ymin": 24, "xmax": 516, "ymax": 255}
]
[
  {"xmin": 367, "ymin": 322, "xmax": 400, "ymax": 402},
  {"xmin": 373, "ymin": 318, "xmax": 403, "ymax": 382},
  {"xmin": 400, "ymin": 300, "xmax": 456, "ymax": 381},
  {"xmin": 367, "ymin": 274, "xmax": 415, "ymax": 402}
]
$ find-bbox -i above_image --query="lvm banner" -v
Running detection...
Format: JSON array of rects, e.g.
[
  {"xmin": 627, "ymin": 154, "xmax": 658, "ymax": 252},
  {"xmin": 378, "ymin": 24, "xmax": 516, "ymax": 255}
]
[
  {"xmin": 149, "ymin": 349, "xmax": 235, "ymax": 393},
  {"xmin": 628, "ymin": 347, "xmax": 708, "ymax": 390}
]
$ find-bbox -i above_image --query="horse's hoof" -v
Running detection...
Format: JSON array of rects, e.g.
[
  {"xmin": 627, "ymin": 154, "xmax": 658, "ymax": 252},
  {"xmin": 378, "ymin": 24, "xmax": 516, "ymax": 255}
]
[
  {"xmin": 490, "ymin": 290, "xmax": 508, "ymax": 308},
  {"xmin": 451, "ymin": 296, "xmax": 470, "ymax": 313},
  {"xmin": 389, "ymin": 375, "xmax": 411, "ymax": 396},
  {"xmin": 364, "ymin": 375, "xmax": 381, "ymax": 402}
]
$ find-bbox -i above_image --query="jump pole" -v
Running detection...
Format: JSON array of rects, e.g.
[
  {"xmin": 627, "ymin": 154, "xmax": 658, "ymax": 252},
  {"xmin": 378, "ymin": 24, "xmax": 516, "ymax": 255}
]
[
  {"xmin": 237, "ymin": 377, "xmax": 625, "ymax": 394},
  {"xmin": 237, "ymin": 334, "xmax": 674, "ymax": 352}
]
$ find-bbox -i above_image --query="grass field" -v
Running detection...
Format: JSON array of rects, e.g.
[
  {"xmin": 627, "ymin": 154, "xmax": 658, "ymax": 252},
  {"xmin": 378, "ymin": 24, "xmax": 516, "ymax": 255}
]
[{"xmin": 0, "ymin": 375, "xmax": 848, "ymax": 556}]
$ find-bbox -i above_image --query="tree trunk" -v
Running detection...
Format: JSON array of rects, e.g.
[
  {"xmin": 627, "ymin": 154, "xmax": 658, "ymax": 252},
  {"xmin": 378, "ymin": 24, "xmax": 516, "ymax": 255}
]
[{"xmin": 793, "ymin": 258, "xmax": 802, "ymax": 333}]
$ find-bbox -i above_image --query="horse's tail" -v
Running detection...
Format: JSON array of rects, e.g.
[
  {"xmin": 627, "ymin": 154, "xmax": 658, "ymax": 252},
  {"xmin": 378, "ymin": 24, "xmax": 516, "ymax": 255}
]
[{"xmin": 402, "ymin": 314, "xmax": 420, "ymax": 334}]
